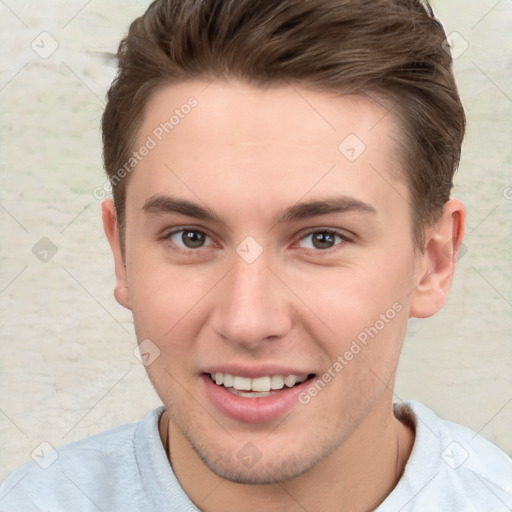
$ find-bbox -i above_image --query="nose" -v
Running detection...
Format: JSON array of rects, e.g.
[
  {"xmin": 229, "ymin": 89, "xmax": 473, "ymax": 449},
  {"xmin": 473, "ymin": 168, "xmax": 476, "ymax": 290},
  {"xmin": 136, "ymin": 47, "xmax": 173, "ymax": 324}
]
[{"xmin": 210, "ymin": 252, "xmax": 293, "ymax": 350}]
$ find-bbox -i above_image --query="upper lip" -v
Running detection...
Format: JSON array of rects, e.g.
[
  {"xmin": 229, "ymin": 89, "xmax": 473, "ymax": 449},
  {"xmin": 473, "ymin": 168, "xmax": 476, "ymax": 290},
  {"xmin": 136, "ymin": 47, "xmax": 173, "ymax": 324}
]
[{"xmin": 202, "ymin": 365, "xmax": 314, "ymax": 379}]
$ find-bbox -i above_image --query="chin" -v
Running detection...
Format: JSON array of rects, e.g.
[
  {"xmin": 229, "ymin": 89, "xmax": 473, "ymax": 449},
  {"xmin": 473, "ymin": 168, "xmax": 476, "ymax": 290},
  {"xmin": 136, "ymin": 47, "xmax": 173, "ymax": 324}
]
[
  {"xmin": 203, "ymin": 456, "xmax": 316, "ymax": 485},
  {"xmin": 188, "ymin": 434, "xmax": 331, "ymax": 485}
]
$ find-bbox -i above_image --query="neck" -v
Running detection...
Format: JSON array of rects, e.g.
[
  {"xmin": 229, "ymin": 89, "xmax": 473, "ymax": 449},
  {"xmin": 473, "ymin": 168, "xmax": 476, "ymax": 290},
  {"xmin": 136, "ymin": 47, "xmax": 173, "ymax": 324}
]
[{"xmin": 162, "ymin": 400, "xmax": 414, "ymax": 512}]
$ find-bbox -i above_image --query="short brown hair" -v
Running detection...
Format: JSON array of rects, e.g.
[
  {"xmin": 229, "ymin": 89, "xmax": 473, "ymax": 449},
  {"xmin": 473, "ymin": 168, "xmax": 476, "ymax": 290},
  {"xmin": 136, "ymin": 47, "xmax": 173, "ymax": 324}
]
[{"xmin": 102, "ymin": 0, "xmax": 465, "ymax": 248}]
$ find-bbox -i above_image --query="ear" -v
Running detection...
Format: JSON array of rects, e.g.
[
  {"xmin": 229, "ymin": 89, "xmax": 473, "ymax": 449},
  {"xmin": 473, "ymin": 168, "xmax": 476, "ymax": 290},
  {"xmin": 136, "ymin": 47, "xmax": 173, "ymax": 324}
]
[
  {"xmin": 409, "ymin": 199, "xmax": 465, "ymax": 318},
  {"xmin": 101, "ymin": 199, "xmax": 132, "ymax": 310}
]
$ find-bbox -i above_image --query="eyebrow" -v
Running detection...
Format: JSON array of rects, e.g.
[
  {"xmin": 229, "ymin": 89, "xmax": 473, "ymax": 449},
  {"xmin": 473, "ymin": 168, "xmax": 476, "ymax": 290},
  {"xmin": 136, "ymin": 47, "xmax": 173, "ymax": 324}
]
[
  {"xmin": 142, "ymin": 194, "xmax": 226, "ymax": 224},
  {"xmin": 273, "ymin": 197, "xmax": 377, "ymax": 224},
  {"xmin": 142, "ymin": 194, "xmax": 377, "ymax": 225}
]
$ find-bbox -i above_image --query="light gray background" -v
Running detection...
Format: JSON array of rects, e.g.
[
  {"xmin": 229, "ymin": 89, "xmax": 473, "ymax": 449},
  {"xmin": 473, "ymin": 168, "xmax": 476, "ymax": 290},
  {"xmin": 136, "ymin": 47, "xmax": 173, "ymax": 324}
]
[{"xmin": 1, "ymin": 0, "xmax": 511, "ymax": 479}]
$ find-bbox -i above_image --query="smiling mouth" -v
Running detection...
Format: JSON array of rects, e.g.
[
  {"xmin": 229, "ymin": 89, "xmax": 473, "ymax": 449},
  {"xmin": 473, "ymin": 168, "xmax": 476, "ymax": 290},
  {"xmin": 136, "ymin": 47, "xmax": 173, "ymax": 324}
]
[{"xmin": 208, "ymin": 372, "xmax": 315, "ymax": 398}]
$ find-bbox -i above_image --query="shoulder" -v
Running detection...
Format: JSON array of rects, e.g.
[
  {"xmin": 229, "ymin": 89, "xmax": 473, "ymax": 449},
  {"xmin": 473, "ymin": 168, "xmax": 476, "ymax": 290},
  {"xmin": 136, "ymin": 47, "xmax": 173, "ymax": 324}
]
[
  {"xmin": 409, "ymin": 400, "xmax": 512, "ymax": 488},
  {"xmin": 0, "ymin": 408, "xmax": 164, "ymax": 512},
  {"xmin": 380, "ymin": 400, "xmax": 512, "ymax": 511}
]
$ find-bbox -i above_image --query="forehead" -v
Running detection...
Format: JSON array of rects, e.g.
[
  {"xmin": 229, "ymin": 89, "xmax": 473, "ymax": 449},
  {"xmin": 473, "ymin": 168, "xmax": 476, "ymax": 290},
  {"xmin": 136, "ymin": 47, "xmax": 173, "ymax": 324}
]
[{"xmin": 127, "ymin": 79, "xmax": 409, "ymax": 228}]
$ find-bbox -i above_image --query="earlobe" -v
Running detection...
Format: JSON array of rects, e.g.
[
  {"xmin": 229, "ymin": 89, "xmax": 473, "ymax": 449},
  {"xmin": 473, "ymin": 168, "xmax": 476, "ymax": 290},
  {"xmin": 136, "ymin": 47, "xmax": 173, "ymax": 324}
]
[
  {"xmin": 101, "ymin": 199, "xmax": 132, "ymax": 310},
  {"xmin": 409, "ymin": 200, "xmax": 466, "ymax": 319}
]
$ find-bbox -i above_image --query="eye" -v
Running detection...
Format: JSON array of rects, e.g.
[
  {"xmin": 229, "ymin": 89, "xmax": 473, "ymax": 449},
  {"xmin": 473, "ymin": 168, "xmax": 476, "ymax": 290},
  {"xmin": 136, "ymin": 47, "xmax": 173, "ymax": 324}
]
[
  {"xmin": 297, "ymin": 229, "xmax": 348, "ymax": 251},
  {"xmin": 166, "ymin": 228, "xmax": 214, "ymax": 251}
]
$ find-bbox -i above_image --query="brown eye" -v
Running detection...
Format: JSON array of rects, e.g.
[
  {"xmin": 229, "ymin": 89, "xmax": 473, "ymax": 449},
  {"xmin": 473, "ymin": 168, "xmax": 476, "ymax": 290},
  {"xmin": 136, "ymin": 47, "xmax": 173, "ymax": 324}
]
[
  {"xmin": 298, "ymin": 229, "xmax": 346, "ymax": 251},
  {"xmin": 312, "ymin": 232, "xmax": 336, "ymax": 249},
  {"xmin": 168, "ymin": 229, "xmax": 210, "ymax": 250},
  {"xmin": 182, "ymin": 230, "xmax": 206, "ymax": 248}
]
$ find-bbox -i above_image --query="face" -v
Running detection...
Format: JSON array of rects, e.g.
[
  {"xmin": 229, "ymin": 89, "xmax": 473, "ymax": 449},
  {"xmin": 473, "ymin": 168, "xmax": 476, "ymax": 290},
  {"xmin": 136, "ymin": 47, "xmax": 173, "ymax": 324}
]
[{"xmin": 109, "ymin": 79, "xmax": 427, "ymax": 483}]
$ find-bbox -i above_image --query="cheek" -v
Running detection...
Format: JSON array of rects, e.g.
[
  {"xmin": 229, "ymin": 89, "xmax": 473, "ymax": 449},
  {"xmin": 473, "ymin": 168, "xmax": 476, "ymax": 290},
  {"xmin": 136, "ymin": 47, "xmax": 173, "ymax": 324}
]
[
  {"xmin": 285, "ymin": 260, "xmax": 411, "ymax": 341},
  {"xmin": 126, "ymin": 258, "xmax": 223, "ymax": 385},
  {"xmin": 125, "ymin": 250, "xmax": 212, "ymax": 337},
  {"xmin": 302, "ymin": 302, "xmax": 409, "ymax": 418}
]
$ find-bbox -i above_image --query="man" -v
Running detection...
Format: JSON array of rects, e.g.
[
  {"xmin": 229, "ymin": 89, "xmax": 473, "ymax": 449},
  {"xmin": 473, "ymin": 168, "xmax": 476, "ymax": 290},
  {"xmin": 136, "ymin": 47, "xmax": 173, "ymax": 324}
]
[{"xmin": 1, "ymin": 0, "xmax": 511, "ymax": 510}]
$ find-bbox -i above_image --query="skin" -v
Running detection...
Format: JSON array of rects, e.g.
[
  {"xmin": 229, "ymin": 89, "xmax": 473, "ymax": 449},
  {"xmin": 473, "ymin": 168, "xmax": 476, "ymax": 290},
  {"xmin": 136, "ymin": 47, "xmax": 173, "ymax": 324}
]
[{"xmin": 102, "ymin": 79, "xmax": 465, "ymax": 512}]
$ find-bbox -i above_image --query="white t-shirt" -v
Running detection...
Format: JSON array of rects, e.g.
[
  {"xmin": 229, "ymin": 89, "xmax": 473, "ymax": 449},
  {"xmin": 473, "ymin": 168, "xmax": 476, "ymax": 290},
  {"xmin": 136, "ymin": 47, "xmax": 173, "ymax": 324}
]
[{"xmin": 1, "ymin": 400, "xmax": 511, "ymax": 511}]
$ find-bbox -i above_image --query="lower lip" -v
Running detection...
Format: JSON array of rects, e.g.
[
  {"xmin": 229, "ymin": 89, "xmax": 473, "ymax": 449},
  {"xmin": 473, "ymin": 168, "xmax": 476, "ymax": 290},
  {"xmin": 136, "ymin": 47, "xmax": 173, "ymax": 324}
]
[{"xmin": 202, "ymin": 374, "xmax": 313, "ymax": 423}]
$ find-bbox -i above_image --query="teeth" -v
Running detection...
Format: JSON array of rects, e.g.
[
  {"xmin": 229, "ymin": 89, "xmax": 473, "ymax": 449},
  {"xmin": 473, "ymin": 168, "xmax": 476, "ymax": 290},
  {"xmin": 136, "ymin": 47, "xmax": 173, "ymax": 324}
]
[
  {"xmin": 284, "ymin": 375, "xmax": 297, "ymax": 387},
  {"xmin": 251, "ymin": 376, "xmax": 271, "ymax": 392},
  {"xmin": 270, "ymin": 375, "xmax": 284, "ymax": 389},
  {"xmin": 210, "ymin": 372, "xmax": 309, "ymax": 392},
  {"xmin": 232, "ymin": 376, "xmax": 252, "ymax": 391}
]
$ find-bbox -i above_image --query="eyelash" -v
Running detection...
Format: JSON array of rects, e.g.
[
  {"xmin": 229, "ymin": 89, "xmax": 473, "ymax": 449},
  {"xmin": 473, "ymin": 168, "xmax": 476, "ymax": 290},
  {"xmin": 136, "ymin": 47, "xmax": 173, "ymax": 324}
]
[
  {"xmin": 162, "ymin": 227, "xmax": 351, "ymax": 256},
  {"xmin": 295, "ymin": 228, "xmax": 350, "ymax": 253}
]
